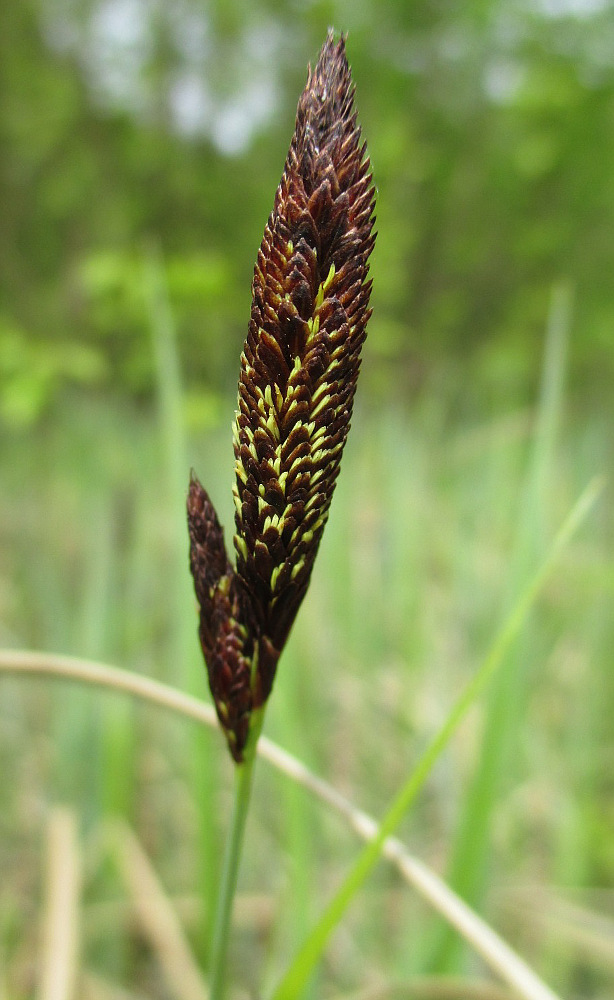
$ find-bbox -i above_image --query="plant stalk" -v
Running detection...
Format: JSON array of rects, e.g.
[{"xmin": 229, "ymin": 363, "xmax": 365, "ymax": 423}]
[{"xmin": 209, "ymin": 708, "xmax": 264, "ymax": 999}]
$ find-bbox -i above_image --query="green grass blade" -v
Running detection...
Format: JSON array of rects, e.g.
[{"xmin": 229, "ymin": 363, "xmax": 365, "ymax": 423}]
[
  {"xmin": 270, "ymin": 476, "xmax": 602, "ymax": 1000},
  {"xmin": 429, "ymin": 283, "xmax": 573, "ymax": 972}
]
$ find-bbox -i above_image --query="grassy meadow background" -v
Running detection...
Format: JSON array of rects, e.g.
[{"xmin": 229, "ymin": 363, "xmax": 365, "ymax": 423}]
[{"xmin": 1, "ymin": 0, "xmax": 613, "ymax": 997}]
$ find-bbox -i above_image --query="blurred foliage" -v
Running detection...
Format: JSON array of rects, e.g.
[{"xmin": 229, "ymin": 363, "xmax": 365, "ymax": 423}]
[{"xmin": 2, "ymin": 0, "xmax": 614, "ymax": 425}]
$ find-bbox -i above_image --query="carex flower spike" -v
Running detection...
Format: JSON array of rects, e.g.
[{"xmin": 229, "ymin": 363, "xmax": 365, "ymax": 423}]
[{"xmin": 188, "ymin": 31, "xmax": 376, "ymax": 762}]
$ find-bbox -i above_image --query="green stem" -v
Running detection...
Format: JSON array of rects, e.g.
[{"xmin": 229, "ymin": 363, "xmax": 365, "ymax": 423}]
[{"xmin": 209, "ymin": 708, "xmax": 264, "ymax": 999}]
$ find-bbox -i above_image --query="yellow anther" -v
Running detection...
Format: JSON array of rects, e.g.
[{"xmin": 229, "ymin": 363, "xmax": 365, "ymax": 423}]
[
  {"xmin": 271, "ymin": 564, "xmax": 282, "ymax": 591},
  {"xmin": 311, "ymin": 393, "xmax": 331, "ymax": 419},
  {"xmin": 314, "ymin": 263, "xmax": 336, "ymax": 309},
  {"xmin": 266, "ymin": 413, "xmax": 280, "ymax": 441},
  {"xmin": 291, "ymin": 558, "xmax": 305, "ymax": 580},
  {"xmin": 234, "ymin": 535, "xmax": 248, "ymax": 561}
]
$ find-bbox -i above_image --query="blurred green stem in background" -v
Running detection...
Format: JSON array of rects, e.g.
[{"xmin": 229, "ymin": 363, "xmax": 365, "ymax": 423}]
[
  {"xmin": 143, "ymin": 246, "xmax": 222, "ymax": 963},
  {"xmin": 429, "ymin": 283, "xmax": 572, "ymax": 974}
]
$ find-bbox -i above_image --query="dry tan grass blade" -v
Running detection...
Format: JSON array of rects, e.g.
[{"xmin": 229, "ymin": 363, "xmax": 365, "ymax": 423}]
[
  {"xmin": 108, "ymin": 820, "xmax": 208, "ymax": 1000},
  {"xmin": 81, "ymin": 970, "xmax": 149, "ymax": 999},
  {"xmin": 38, "ymin": 807, "xmax": 81, "ymax": 1000}
]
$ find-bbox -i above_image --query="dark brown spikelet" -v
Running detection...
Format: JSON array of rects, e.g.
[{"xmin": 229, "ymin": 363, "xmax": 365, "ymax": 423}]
[
  {"xmin": 188, "ymin": 31, "xmax": 376, "ymax": 762},
  {"xmin": 187, "ymin": 476, "xmax": 255, "ymax": 758}
]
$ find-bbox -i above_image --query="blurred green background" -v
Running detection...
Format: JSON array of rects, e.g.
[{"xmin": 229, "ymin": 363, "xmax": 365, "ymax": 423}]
[{"xmin": 1, "ymin": 0, "xmax": 613, "ymax": 997}]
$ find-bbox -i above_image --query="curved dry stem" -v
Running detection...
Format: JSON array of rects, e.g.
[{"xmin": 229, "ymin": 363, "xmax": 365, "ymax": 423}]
[
  {"xmin": 0, "ymin": 649, "xmax": 557, "ymax": 1000},
  {"xmin": 0, "ymin": 650, "xmax": 218, "ymax": 727}
]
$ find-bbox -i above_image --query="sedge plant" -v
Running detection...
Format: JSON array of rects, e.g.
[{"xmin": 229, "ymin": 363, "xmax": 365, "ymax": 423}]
[{"xmin": 187, "ymin": 31, "xmax": 375, "ymax": 994}]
